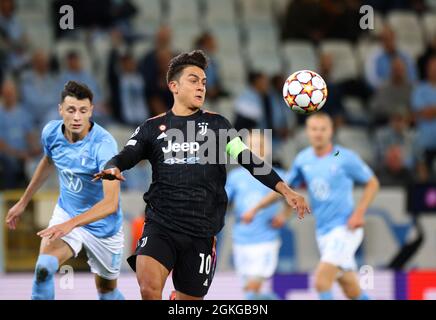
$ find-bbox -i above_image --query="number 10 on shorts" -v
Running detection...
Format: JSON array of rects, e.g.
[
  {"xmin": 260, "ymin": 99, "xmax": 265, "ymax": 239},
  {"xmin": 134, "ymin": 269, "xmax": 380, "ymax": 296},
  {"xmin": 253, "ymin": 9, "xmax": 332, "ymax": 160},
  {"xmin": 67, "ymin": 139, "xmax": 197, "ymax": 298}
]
[{"xmin": 199, "ymin": 253, "xmax": 211, "ymax": 275}]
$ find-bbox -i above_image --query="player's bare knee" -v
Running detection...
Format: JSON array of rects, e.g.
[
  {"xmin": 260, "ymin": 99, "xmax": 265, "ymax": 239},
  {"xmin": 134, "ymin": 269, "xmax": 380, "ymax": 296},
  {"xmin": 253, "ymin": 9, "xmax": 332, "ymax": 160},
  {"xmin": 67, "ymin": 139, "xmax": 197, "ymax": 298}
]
[
  {"xmin": 245, "ymin": 278, "xmax": 263, "ymax": 293},
  {"xmin": 139, "ymin": 284, "xmax": 161, "ymax": 300},
  {"xmin": 342, "ymin": 284, "xmax": 361, "ymax": 299},
  {"xmin": 315, "ymin": 275, "xmax": 332, "ymax": 292},
  {"xmin": 138, "ymin": 276, "xmax": 163, "ymax": 300}
]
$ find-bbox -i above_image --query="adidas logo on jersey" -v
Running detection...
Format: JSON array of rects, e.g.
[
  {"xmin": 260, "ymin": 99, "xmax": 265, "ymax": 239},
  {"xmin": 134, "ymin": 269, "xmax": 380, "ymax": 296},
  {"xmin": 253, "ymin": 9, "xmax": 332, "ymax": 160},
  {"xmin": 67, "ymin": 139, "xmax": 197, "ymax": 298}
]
[
  {"xmin": 203, "ymin": 279, "xmax": 208, "ymax": 287},
  {"xmin": 157, "ymin": 132, "xmax": 167, "ymax": 140}
]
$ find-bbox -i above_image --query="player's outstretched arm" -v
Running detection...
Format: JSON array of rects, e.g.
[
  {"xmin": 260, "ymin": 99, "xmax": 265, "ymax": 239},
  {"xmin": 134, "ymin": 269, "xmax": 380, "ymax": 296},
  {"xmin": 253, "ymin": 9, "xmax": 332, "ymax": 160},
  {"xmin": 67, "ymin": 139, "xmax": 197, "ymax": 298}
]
[
  {"xmin": 5, "ymin": 155, "xmax": 54, "ymax": 230},
  {"xmin": 276, "ymin": 181, "xmax": 310, "ymax": 219},
  {"xmin": 93, "ymin": 127, "xmax": 149, "ymax": 181},
  {"xmin": 242, "ymin": 182, "xmax": 309, "ymax": 223},
  {"xmin": 37, "ymin": 179, "xmax": 120, "ymax": 241},
  {"xmin": 348, "ymin": 175, "xmax": 380, "ymax": 229}
]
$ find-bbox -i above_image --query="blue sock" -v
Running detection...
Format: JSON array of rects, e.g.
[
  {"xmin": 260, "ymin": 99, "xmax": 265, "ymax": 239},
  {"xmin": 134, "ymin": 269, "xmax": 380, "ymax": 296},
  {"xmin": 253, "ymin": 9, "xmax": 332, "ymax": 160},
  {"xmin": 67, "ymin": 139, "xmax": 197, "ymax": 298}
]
[
  {"xmin": 355, "ymin": 292, "xmax": 371, "ymax": 300},
  {"xmin": 257, "ymin": 292, "xmax": 280, "ymax": 300},
  {"xmin": 319, "ymin": 290, "xmax": 334, "ymax": 300},
  {"xmin": 31, "ymin": 255, "xmax": 59, "ymax": 300},
  {"xmin": 98, "ymin": 288, "xmax": 125, "ymax": 300},
  {"xmin": 245, "ymin": 291, "xmax": 279, "ymax": 300},
  {"xmin": 245, "ymin": 291, "xmax": 259, "ymax": 300}
]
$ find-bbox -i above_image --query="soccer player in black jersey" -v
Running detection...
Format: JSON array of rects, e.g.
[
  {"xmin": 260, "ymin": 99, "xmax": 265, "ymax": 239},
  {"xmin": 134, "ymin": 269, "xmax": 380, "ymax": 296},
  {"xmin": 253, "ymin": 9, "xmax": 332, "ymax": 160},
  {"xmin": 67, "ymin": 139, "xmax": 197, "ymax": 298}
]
[{"xmin": 94, "ymin": 50, "xmax": 310, "ymax": 300}]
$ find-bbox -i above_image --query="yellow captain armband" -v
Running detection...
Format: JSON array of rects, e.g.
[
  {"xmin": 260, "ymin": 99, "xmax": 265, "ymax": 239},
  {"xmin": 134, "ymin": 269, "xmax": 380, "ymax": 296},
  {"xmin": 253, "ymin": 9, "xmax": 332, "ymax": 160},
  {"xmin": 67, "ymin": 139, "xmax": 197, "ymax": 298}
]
[{"xmin": 226, "ymin": 137, "xmax": 248, "ymax": 160}]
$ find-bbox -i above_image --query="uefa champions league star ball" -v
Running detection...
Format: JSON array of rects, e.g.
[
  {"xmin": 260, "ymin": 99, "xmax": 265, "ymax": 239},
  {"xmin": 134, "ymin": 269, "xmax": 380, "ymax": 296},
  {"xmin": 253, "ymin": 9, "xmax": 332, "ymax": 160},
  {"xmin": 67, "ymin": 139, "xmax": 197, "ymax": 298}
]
[{"xmin": 283, "ymin": 70, "xmax": 328, "ymax": 114}]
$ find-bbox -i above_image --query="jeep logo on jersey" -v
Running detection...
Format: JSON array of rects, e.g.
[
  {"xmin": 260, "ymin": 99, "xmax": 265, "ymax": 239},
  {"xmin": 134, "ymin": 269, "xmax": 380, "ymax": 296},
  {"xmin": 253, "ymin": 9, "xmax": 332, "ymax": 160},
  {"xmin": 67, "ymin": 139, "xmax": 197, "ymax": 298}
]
[
  {"xmin": 60, "ymin": 169, "xmax": 83, "ymax": 193},
  {"xmin": 162, "ymin": 140, "xmax": 200, "ymax": 154},
  {"xmin": 158, "ymin": 122, "xmax": 274, "ymax": 173}
]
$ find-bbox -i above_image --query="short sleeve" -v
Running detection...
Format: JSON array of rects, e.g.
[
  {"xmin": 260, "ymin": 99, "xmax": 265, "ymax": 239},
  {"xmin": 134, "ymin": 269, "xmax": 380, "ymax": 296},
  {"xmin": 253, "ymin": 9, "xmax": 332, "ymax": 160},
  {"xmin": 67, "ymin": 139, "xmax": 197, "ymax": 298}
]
[
  {"xmin": 343, "ymin": 151, "xmax": 374, "ymax": 184},
  {"xmin": 96, "ymin": 136, "xmax": 119, "ymax": 171},
  {"xmin": 285, "ymin": 159, "xmax": 304, "ymax": 188},
  {"xmin": 40, "ymin": 122, "xmax": 53, "ymax": 158}
]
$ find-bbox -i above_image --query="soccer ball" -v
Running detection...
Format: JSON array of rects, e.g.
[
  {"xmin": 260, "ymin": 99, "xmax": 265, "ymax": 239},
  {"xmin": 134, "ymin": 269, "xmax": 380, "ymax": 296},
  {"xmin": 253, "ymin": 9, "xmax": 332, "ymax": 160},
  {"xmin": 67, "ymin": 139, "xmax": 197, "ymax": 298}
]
[{"xmin": 282, "ymin": 70, "xmax": 328, "ymax": 114}]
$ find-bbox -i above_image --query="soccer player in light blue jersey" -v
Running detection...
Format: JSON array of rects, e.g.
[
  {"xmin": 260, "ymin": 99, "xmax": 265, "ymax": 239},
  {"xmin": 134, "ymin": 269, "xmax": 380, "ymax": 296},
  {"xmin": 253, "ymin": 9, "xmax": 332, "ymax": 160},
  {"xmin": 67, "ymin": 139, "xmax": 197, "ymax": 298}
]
[
  {"xmin": 5, "ymin": 81, "xmax": 125, "ymax": 300},
  {"xmin": 226, "ymin": 132, "xmax": 292, "ymax": 300},
  {"xmin": 243, "ymin": 113, "xmax": 380, "ymax": 300}
]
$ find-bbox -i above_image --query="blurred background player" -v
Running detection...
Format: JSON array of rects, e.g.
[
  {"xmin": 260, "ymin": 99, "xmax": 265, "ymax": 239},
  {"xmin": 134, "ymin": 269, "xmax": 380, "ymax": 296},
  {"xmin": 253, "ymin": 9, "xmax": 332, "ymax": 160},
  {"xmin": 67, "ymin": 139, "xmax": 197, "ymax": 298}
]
[
  {"xmin": 0, "ymin": 79, "xmax": 41, "ymax": 189},
  {"xmin": 243, "ymin": 112, "xmax": 380, "ymax": 300},
  {"xmin": 5, "ymin": 81, "xmax": 125, "ymax": 300},
  {"xmin": 226, "ymin": 131, "xmax": 291, "ymax": 300}
]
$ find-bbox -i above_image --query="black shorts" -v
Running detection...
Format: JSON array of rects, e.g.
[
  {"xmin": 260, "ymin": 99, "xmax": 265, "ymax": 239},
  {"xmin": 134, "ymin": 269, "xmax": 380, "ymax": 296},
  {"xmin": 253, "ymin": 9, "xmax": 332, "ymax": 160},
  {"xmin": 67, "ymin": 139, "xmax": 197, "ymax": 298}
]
[{"xmin": 127, "ymin": 219, "xmax": 217, "ymax": 298}]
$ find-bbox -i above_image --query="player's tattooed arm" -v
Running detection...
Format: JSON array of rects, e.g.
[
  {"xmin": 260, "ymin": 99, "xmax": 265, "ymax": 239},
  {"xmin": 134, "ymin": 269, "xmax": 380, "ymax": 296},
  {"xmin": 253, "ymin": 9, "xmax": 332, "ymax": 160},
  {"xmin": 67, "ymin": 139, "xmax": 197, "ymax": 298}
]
[{"xmin": 6, "ymin": 155, "xmax": 55, "ymax": 230}]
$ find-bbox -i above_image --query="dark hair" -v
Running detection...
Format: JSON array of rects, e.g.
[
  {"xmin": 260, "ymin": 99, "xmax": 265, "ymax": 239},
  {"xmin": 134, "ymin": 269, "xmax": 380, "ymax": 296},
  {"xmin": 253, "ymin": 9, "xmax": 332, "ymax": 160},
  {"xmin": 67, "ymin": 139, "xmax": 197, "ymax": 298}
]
[
  {"xmin": 166, "ymin": 50, "xmax": 208, "ymax": 83},
  {"xmin": 61, "ymin": 81, "xmax": 93, "ymax": 103},
  {"xmin": 66, "ymin": 50, "xmax": 79, "ymax": 60},
  {"xmin": 194, "ymin": 32, "xmax": 212, "ymax": 48},
  {"xmin": 247, "ymin": 71, "xmax": 264, "ymax": 85}
]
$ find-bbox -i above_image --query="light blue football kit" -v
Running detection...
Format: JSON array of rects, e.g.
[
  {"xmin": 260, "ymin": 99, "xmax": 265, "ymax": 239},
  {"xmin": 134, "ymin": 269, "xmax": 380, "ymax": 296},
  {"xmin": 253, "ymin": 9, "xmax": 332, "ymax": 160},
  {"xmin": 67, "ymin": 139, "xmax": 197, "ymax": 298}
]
[
  {"xmin": 32, "ymin": 120, "xmax": 124, "ymax": 300},
  {"xmin": 226, "ymin": 167, "xmax": 286, "ymax": 244},
  {"xmin": 226, "ymin": 167, "xmax": 286, "ymax": 300},
  {"xmin": 286, "ymin": 145, "xmax": 373, "ymax": 300},
  {"xmin": 41, "ymin": 120, "xmax": 122, "ymax": 237},
  {"xmin": 286, "ymin": 145, "xmax": 373, "ymax": 236}
]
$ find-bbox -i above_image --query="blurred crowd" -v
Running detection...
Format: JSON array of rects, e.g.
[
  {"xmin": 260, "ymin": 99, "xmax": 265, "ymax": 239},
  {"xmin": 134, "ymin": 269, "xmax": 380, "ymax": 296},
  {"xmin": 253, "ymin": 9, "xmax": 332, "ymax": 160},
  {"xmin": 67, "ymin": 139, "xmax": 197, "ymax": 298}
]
[{"xmin": 0, "ymin": 0, "xmax": 436, "ymax": 190}]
